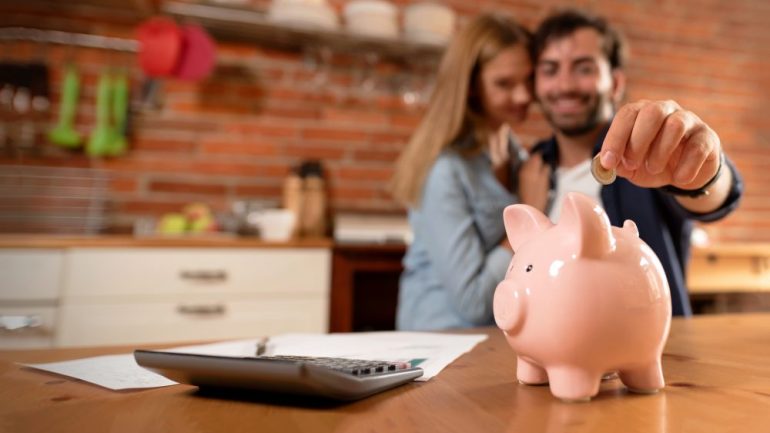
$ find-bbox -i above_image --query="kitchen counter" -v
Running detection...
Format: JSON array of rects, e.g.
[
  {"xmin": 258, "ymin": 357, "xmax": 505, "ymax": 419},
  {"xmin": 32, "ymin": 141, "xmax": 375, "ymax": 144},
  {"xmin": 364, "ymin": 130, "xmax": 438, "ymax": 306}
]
[
  {"xmin": 688, "ymin": 242, "xmax": 770, "ymax": 294},
  {"xmin": 0, "ymin": 234, "xmax": 333, "ymax": 249},
  {"xmin": 1, "ymin": 235, "xmax": 333, "ymax": 348}
]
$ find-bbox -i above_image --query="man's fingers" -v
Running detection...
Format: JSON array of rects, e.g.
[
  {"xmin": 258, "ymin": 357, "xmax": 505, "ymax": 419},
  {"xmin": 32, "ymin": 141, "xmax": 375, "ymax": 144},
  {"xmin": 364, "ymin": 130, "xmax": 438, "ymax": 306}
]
[
  {"xmin": 673, "ymin": 128, "xmax": 719, "ymax": 186},
  {"xmin": 645, "ymin": 109, "xmax": 693, "ymax": 175},
  {"xmin": 601, "ymin": 101, "xmax": 644, "ymax": 170},
  {"xmin": 627, "ymin": 100, "xmax": 680, "ymax": 171}
]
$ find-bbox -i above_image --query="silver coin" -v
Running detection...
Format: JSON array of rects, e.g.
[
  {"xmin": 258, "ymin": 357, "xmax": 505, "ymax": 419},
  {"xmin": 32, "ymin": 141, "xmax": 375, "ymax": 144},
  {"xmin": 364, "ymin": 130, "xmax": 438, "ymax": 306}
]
[{"xmin": 591, "ymin": 154, "xmax": 617, "ymax": 185}]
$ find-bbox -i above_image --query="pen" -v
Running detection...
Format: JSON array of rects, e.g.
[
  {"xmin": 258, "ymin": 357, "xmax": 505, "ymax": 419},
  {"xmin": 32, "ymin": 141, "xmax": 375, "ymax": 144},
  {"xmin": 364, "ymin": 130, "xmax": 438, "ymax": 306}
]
[{"xmin": 255, "ymin": 336, "xmax": 269, "ymax": 356}]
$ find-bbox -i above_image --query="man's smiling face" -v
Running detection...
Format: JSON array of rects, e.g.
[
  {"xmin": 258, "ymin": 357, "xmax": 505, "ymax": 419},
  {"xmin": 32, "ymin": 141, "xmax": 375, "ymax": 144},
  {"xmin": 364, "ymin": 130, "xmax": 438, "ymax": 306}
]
[{"xmin": 535, "ymin": 27, "xmax": 622, "ymax": 137}]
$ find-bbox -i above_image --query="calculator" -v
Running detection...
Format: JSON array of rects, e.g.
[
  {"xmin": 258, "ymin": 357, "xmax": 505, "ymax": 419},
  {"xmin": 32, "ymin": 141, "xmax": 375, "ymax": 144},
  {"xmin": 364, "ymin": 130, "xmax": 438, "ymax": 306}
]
[{"xmin": 134, "ymin": 350, "xmax": 424, "ymax": 401}]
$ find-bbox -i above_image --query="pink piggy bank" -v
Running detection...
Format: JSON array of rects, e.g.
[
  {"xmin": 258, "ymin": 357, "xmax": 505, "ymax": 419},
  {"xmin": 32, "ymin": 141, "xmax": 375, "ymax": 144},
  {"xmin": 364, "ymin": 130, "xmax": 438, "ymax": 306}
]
[{"xmin": 493, "ymin": 192, "xmax": 671, "ymax": 402}]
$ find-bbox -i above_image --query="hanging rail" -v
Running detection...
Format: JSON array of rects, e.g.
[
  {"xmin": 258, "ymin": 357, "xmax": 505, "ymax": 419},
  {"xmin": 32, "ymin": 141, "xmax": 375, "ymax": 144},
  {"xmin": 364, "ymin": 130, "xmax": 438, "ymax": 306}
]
[{"xmin": 0, "ymin": 27, "xmax": 138, "ymax": 52}]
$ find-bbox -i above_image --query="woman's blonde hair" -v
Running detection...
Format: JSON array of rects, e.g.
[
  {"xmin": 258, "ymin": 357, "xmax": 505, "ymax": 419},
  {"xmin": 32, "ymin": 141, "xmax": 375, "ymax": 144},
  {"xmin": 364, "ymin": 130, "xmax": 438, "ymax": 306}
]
[{"xmin": 389, "ymin": 13, "xmax": 531, "ymax": 207}]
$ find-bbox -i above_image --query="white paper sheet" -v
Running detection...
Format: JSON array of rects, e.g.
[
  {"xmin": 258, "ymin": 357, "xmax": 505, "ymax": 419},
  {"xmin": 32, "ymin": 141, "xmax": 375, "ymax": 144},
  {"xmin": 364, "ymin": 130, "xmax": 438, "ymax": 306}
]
[
  {"xmin": 24, "ymin": 354, "xmax": 177, "ymax": 390},
  {"xmin": 24, "ymin": 331, "xmax": 487, "ymax": 390}
]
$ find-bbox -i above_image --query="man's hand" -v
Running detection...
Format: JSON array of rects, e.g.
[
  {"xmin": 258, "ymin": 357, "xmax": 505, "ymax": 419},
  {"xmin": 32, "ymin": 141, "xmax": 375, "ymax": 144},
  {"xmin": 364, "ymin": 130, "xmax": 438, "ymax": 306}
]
[{"xmin": 599, "ymin": 100, "xmax": 732, "ymax": 213}]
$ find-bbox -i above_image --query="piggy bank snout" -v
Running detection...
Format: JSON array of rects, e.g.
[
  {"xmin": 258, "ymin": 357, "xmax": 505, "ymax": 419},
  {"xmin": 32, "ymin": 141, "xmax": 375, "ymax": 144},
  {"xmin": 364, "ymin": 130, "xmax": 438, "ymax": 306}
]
[{"xmin": 493, "ymin": 281, "xmax": 527, "ymax": 334}]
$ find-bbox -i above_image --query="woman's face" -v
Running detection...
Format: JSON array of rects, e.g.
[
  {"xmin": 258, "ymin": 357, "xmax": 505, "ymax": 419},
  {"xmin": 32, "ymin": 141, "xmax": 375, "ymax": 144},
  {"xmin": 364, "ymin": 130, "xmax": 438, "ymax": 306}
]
[{"xmin": 476, "ymin": 45, "xmax": 532, "ymax": 128}]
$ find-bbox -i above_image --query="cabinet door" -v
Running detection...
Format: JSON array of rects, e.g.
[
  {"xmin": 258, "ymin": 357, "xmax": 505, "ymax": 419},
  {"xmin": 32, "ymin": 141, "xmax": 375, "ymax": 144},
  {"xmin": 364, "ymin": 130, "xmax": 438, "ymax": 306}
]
[
  {"xmin": 0, "ymin": 306, "xmax": 57, "ymax": 349},
  {"xmin": 55, "ymin": 294, "xmax": 328, "ymax": 347},
  {"xmin": 64, "ymin": 248, "xmax": 330, "ymax": 298},
  {"xmin": 0, "ymin": 249, "xmax": 63, "ymax": 300},
  {"xmin": 0, "ymin": 249, "xmax": 62, "ymax": 349}
]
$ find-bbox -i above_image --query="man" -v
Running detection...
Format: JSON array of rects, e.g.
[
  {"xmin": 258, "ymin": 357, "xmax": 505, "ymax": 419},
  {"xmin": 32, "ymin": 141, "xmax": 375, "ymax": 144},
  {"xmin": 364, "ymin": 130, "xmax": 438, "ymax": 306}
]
[{"xmin": 520, "ymin": 9, "xmax": 743, "ymax": 316}]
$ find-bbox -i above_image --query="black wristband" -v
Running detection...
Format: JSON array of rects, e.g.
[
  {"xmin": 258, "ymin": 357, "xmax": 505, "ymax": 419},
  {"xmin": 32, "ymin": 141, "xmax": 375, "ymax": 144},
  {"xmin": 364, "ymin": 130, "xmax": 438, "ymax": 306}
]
[{"xmin": 660, "ymin": 152, "xmax": 725, "ymax": 198}]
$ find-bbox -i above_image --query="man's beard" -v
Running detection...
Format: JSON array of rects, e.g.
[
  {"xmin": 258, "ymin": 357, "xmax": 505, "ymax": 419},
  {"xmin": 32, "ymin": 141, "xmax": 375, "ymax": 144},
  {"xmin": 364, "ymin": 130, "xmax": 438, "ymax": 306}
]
[{"xmin": 541, "ymin": 91, "xmax": 610, "ymax": 137}]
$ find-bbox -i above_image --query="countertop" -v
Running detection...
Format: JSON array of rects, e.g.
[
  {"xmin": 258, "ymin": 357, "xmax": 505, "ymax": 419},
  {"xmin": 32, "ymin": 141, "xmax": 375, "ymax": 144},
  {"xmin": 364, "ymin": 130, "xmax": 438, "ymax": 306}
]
[{"xmin": 0, "ymin": 234, "xmax": 333, "ymax": 249}]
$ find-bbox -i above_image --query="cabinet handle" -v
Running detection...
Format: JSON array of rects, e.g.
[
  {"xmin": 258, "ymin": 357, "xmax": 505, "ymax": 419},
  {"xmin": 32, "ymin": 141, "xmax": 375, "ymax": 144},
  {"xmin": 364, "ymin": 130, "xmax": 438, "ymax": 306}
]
[
  {"xmin": 179, "ymin": 270, "xmax": 228, "ymax": 282},
  {"xmin": 0, "ymin": 314, "xmax": 50, "ymax": 335},
  {"xmin": 176, "ymin": 304, "xmax": 226, "ymax": 316}
]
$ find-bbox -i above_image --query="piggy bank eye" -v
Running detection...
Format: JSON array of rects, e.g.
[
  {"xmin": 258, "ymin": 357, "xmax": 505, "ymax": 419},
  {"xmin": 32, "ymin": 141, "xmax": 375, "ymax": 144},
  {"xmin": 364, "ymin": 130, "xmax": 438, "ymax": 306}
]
[{"xmin": 526, "ymin": 264, "xmax": 533, "ymax": 272}]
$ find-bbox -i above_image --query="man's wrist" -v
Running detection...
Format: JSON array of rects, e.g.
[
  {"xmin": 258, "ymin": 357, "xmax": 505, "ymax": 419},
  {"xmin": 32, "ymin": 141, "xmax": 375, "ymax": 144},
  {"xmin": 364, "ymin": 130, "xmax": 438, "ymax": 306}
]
[{"xmin": 660, "ymin": 152, "xmax": 724, "ymax": 198}]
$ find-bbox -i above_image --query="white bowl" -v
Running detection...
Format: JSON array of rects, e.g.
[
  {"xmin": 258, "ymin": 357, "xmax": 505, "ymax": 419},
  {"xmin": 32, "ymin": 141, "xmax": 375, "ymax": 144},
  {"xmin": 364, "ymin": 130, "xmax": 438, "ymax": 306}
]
[
  {"xmin": 403, "ymin": 2, "xmax": 455, "ymax": 44},
  {"xmin": 248, "ymin": 209, "xmax": 297, "ymax": 241},
  {"xmin": 343, "ymin": 0, "xmax": 399, "ymax": 39}
]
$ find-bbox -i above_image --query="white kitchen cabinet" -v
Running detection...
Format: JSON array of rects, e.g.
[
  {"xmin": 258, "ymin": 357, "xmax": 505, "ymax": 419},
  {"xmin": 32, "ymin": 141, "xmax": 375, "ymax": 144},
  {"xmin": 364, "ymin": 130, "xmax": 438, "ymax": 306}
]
[
  {"xmin": 0, "ymin": 249, "xmax": 63, "ymax": 348},
  {"xmin": 57, "ymin": 247, "xmax": 331, "ymax": 347},
  {"xmin": 0, "ymin": 249, "xmax": 63, "ymax": 301}
]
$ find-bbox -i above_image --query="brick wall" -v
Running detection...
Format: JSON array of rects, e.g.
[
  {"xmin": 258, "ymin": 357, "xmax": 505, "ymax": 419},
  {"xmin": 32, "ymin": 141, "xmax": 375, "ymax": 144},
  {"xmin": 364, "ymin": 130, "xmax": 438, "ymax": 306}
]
[{"xmin": 1, "ymin": 0, "xmax": 768, "ymax": 241}]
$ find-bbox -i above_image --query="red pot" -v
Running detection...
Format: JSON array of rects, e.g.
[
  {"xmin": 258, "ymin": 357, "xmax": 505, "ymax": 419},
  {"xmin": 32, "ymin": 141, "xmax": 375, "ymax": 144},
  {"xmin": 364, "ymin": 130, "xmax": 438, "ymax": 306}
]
[
  {"xmin": 175, "ymin": 24, "xmax": 217, "ymax": 81},
  {"xmin": 136, "ymin": 17, "xmax": 183, "ymax": 77}
]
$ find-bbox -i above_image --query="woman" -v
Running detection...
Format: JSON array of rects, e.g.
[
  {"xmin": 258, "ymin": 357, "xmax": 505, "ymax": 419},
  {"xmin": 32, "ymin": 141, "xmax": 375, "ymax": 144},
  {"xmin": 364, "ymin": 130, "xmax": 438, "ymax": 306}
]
[{"xmin": 390, "ymin": 13, "xmax": 549, "ymax": 330}]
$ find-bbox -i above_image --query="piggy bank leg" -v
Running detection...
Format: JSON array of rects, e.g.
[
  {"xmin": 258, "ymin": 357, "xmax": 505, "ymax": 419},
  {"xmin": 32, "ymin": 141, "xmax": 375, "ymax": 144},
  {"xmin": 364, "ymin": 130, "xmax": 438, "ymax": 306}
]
[
  {"xmin": 546, "ymin": 367, "xmax": 602, "ymax": 402},
  {"xmin": 516, "ymin": 356, "xmax": 548, "ymax": 385},
  {"xmin": 619, "ymin": 360, "xmax": 665, "ymax": 394}
]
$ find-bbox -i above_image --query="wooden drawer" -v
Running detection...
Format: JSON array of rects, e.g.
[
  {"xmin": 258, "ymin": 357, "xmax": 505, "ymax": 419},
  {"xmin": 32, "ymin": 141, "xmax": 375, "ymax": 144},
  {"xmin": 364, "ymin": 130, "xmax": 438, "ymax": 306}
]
[
  {"xmin": 64, "ymin": 248, "xmax": 330, "ymax": 298},
  {"xmin": 688, "ymin": 253, "xmax": 770, "ymax": 294},
  {"xmin": 0, "ymin": 249, "xmax": 63, "ymax": 301},
  {"xmin": 55, "ymin": 294, "xmax": 328, "ymax": 347}
]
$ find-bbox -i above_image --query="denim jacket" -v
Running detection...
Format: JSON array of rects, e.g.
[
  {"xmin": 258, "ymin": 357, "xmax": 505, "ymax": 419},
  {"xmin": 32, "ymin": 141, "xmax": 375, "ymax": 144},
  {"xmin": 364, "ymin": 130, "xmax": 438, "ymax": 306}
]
[{"xmin": 396, "ymin": 134, "xmax": 523, "ymax": 330}]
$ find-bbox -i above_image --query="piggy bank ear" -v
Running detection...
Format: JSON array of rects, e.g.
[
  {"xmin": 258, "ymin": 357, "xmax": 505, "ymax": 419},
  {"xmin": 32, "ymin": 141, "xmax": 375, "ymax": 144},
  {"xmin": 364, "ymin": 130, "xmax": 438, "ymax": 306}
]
[
  {"xmin": 623, "ymin": 219, "xmax": 639, "ymax": 237},
  {"xmin": 559, "ymin": 192, "xmax": 616, "ymax": 259},
  {"xmin": 503, "ymin": 204, "xmax": 553, "ymax": 251}
]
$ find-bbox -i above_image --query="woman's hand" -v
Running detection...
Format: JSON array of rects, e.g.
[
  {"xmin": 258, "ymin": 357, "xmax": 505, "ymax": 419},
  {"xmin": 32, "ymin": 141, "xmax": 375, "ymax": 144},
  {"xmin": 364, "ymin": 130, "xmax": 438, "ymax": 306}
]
[
  {"xmin": 518, "ymin": 153, "xmax": 551, "ymax": 212},
  {"xmin": 488, "ymin": 123, "xmax": 512, "ymax": 170}
]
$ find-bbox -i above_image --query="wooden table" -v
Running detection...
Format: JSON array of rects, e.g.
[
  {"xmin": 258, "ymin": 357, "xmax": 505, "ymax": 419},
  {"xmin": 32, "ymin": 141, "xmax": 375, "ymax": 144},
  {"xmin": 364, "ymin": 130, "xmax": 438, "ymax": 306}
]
[{"xmin": 1, "ymin": 314, "xmax": 769, "ymax": 433}]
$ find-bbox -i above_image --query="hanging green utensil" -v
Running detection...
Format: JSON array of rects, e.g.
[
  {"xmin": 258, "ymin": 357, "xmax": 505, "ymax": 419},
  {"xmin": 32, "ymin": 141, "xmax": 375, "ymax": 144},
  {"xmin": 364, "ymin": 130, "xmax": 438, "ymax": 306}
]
[
  {"xmin": 108, "ymin": 70, "xmax": 129, "ymax": 156},
  {"xmin": 48, "ymin": 64, "xmax": 82, "ymax": 148},
  {"xmin": 86, "ymin": 70, "xmax": 113, "ymax": 157}
]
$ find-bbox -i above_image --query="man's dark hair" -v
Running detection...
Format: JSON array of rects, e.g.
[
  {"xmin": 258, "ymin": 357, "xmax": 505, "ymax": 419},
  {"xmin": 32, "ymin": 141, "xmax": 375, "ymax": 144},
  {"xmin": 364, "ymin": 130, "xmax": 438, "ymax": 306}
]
[{"xmin": 532, "ymin": 9, "xmax": 626, "ymax": 69}]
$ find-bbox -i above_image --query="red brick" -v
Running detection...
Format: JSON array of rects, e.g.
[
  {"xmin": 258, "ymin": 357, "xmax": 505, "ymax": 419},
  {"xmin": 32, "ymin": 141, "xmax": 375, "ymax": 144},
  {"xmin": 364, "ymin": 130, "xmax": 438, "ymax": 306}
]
[
  {"xmin": 282, "ymin": 144, "xmax": 347, "ymax": 160},
  {"xmin": 321, "ymin": 108, "xmax": 389, "ymax": 126},
  {"xmin": 133, "ymin": 136, "xmax": 197, "ymax": 153},
  {"xmin": 258, "ymin": 106, "xmax": 320, "ymax": 119},
  {"xmin": 301, "ymin": 128, "xmax": 369, "ymax": 142},
  {"xmin": 217, "ymin": 44, "xmax": 259, "ymax": 58},
  {"xmin": 131, "ymin": 116, "xmax": 219, "ymax": 133},
  {"xmin": 390, "ymin": 113, "xmax": 421, "ymax": 130},
  {"xmin": 371, "ymin": 132, "xmax": 410, "ymax": 145},
  {"xmin": 99, "ymin": 158, "xmax": 193, "ymax": 173},
  {"xmin": 221, "ymin": 122, "xmax": 297, "ymax": 138},
  {"xmin": 110, "ymin": 177, "xmax": 138, "ymax": 193},
  {"xmin": 352, "ymin": 148, "xmax": 401, "ymax": 162},
  {"xmin": 233, "ymin": 184, "xmax": 283, "ymax": 197},
  {"xmin": 116, "ymin": 200, "xmax": 194, "ymax": 214},
  {"xmin": 199, "ymin": 139, "xmax": 279, "ymax": 156},
  {"xmin": 192, "ymin": 161, "xmax": 290, "ymax": 178},
  {"xmin": 148, "ymin": 180, "xmax": 228, "ymax": 196},
  {"xmin": 332, "ymin": 166, "xmax": 394, "ymax": 182}
]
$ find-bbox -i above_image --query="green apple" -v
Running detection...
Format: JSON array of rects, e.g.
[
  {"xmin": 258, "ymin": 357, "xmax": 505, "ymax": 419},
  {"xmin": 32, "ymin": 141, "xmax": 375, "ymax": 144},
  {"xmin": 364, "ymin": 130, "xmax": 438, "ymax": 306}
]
[
  {"xmin": 189, "ymin": 215, "xmax": 217, "ymax": 233},
  {"xmin": 157, "ymin": 213, "xmax": 188, "ymax": 235}
]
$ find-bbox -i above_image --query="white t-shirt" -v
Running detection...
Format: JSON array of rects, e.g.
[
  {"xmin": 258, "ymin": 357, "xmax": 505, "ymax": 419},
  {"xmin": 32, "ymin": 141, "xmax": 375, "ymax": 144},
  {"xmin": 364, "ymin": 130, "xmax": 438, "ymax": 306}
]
[{"xmin": 548, "ymin": 159, "xmax": 603, "ymax": 223}]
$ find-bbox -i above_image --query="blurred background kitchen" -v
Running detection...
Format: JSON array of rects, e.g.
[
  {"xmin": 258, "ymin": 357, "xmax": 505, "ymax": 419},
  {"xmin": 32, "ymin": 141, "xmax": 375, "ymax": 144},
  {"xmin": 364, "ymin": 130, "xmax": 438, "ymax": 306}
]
[{"xmin": 1, "ymin": 0, "xmax": 768, "ymax": 349}]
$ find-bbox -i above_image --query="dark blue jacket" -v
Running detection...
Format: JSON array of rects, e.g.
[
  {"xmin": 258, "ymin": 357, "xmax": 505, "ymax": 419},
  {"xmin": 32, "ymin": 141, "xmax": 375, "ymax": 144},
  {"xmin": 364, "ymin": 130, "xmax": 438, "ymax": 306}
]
[{"xmin": 533, "ymin": 127, "xmax": 743, "ymax": 316}]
